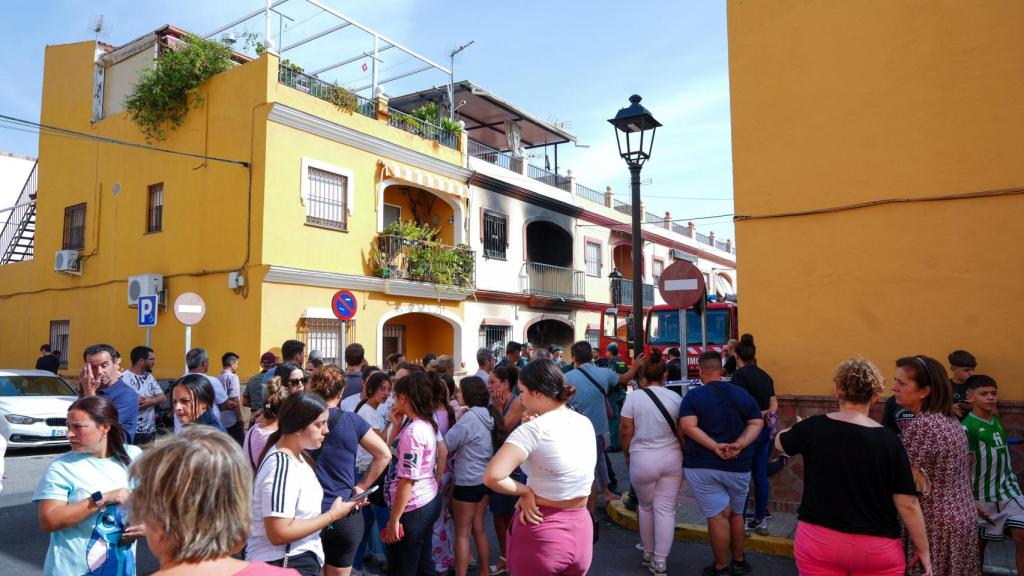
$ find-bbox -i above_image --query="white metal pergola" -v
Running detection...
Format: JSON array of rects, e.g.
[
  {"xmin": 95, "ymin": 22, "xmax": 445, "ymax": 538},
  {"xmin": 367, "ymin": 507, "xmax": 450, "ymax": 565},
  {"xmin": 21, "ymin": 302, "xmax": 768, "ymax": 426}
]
[{"xmin": 203, "ymin": 0, "xmax": 454, "ymax": 107}]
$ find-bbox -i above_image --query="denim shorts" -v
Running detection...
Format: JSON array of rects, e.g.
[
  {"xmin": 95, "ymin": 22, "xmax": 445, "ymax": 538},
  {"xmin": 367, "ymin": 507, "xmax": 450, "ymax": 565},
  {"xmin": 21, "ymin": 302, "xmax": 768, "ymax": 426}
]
[{"xmin": 684, "ymin": 467, "xmax": 751, "ymax": 517}]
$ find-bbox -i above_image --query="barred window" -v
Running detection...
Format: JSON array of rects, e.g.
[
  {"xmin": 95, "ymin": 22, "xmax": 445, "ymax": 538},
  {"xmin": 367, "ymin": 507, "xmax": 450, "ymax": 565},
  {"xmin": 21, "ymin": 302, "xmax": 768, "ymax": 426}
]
[
  {"xmin": 585, "ymin": 240, "xmax": 602, "ymax": 277},
  {"xmin": 305, "ymin": 166, "xmax": 347, "ymax": 230},
  {"xmin": 62, "ymin": 203, "xmax": 86, "ymax": 250},
  {"xmin": 482, "ymin": 211, "xmax": 507, "ymax": 259},
  {"xmin": 479, "ymin": 325, "xmax": 512, "ymax": 355},
  {"xmin": 383, "ymin": 325, "xmax": 405, "ymax": 359},
  {"xmin": 585, "ymin": 328, "xmax": 600, "ymax": 349},
  {"xmin": 146, "ymin": 183, "xmax": 163, "ymax": 233},
  {"xmin": 49, "ymin": 320, "xmax": 70, "ymax": 370},
  {"xmin": 653, "ymin": 259, "xmax": 664, "ymax": 285},
  {"xmin": 298, "ymin": 318, "xmax": 345, "ymax": 365}
]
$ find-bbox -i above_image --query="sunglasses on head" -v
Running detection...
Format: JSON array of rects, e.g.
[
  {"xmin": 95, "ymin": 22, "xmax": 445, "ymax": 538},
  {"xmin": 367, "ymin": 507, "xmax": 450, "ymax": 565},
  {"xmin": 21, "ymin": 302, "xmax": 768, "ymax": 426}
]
[{"xmin": 288, "ymin": 377, "xmax": 308, "ymax": 385}]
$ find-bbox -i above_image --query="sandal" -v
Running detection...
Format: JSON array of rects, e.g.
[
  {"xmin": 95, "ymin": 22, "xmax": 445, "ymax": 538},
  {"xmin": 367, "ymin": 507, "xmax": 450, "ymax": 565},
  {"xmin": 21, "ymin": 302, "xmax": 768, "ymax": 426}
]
[{"xmin": 490, "ymin": 556, "xmax": 508, "ymax": 576}]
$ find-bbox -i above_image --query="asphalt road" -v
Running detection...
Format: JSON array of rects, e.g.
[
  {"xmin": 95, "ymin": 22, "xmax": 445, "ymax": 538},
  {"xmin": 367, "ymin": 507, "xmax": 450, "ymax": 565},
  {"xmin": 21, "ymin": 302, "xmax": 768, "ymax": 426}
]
[{"xmin": 2, "ymin": 446, "xmax": 797, "ymax": 575}]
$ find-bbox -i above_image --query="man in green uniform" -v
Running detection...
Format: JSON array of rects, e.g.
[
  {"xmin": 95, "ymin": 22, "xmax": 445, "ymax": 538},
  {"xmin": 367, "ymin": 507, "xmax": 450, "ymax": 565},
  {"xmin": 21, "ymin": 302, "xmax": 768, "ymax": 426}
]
[
  {"xmin": 605, "ymin": 342, "xmax": 630, "ymax": 451},
  {"xmin": 963, "ymin": 374, "xmax": 1024, "ymax": 572}
]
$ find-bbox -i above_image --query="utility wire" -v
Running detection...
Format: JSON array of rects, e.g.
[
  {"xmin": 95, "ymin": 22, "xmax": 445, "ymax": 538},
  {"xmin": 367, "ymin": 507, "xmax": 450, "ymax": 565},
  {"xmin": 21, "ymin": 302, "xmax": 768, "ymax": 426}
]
[{"xmin": 0, "ymin": 114, "xmax": 250, "ymax": 168}]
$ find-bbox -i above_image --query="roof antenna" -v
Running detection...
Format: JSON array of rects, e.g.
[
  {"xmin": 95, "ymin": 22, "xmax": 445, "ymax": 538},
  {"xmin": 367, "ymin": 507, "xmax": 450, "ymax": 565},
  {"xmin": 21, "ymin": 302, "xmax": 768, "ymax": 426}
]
[
  {"xmin": 88, "ymin": 14, "xmax": 111, "ymax": 42},
  {"xmin": 448, "ymin": 40, "xmax": 475, "ymax": 120}
]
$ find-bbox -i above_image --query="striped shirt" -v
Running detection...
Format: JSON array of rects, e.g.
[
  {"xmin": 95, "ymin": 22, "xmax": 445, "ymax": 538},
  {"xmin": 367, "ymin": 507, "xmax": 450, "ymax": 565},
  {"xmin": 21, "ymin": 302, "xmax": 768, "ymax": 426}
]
[
  {"xmin": 963, "ymin": 412, "xmax": 1023, "ymax": 502},
  {"xmin": 246, "ymin": 446, "xmax": 325, "ymax": 565}
]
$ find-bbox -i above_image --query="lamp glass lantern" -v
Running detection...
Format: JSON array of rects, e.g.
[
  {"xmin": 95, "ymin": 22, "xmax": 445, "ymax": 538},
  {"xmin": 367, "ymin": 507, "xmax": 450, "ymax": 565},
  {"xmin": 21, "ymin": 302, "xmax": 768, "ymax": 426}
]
[{"xmin": 608, "ymin": 94, "xmax": 661, "ymax": 167}]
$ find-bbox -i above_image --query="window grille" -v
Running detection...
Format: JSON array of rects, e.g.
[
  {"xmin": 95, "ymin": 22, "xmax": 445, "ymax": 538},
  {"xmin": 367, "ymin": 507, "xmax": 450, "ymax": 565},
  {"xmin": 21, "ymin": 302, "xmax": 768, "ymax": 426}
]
[
  {"xmin": 483, "ymin": 211, "xmax": 507, "ymax": 259},
  {"xmin": 147, "ymin": 183, "xmax": 163, "ymax": 233},
  {"xmin": 62, "ymin": 203, "xmax": 86, "ymax": 250},
  {"xmin": 382, "ymin": 324, "xmax": 405, "ymax": 359},
  {"xmin": 479, "ymin": 325, "xmax": 512, "ymax": 355},
  {"xmin": 585, "ymin": 241, "xmax": 602, "ymax": 277},
  {"xmin": 306, "ymin": 166, "xmax": 347, "ymax": 230},
  {"xmin": 585, "ymin": 328, "xmax": 600, "ymax": 349},
  {"xmin": 298, "ymin": 319, "xmax": 345, "ymax": 365},
  {"xmin": 49, "ymin": 320, "xmax": 70, "ymax": 370}
]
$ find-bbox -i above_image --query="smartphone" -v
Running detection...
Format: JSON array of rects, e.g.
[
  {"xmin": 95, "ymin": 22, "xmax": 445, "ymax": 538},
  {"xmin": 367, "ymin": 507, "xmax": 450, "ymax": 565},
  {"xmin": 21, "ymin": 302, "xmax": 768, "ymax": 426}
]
[{"xmin": 344, "ymin": 485, "xmax": 379, "ymax": 503}]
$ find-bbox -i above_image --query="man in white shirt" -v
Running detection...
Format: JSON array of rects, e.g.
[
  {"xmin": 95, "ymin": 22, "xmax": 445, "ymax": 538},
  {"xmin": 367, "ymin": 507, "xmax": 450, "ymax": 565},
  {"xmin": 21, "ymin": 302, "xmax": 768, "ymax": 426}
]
[
  {"xmin": 175, "ymin": 348, "xmax": 231, "ymax": 433},
  {"xmin": 121, "ymin": 346, "xmax": 165, "ymax": 445},
  {"xmin": 475, "ymin": 347, "xmax": 494, "ymax": 381},
  {"xmin": 218, "ymin": 352, "xmax": 244, "ymax": 444}
]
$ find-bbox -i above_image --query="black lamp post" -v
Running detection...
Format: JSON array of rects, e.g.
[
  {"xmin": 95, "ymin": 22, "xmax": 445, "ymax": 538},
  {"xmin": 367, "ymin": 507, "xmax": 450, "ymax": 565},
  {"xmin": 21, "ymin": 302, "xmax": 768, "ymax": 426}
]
[{"xmin": 609, "ymin": 95, "xmax": 660, "ymax": 360}]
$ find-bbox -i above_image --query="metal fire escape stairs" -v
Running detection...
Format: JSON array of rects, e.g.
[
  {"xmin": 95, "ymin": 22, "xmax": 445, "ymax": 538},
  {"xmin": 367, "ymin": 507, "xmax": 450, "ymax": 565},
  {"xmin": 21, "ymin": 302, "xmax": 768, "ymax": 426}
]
[{"xmin": 0, "ymin": 161, "xmax": 38, "ymax": 265}]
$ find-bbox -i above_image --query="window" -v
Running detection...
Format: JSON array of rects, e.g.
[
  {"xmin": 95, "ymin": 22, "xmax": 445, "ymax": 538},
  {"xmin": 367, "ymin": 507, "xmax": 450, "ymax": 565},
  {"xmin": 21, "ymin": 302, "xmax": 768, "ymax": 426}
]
[
  {"xmin": 62, "ymin": 204, "xmax": 86, "ymax": 250},
  {"xmin": 298, "ymin": 318, "xmax": 345, "ymax": 365},
  {"xmin": 146, "ymin": 183, "xmax": 163, "ymax": 233},
  {"xmin": 653, "ymin": 258, "xmax": 664, "ymax": 285},
  {"xmin": 383, "ymin": 324, "xmax": 405, "ymax": 359},
  {"xmin": 304, "ymin": 165, "xmax": 349, "ymax": 230},
  {"xmin": 49, "ymin": 320, "xmax": 69, "ymax": 370},
  {"xmin": 482, "ymin": 211, "xmax": 507, "ymax": 259},
  {"xmin": 585, "ymin": 240, "xmax": 602, "ymax": 277},
  {"xmin": 383, "ymin": 204, "xmax": 401, "ymax": 229},
  {"xmin": 585, "ymin": 328, "xmax": 600, "ymax": 349},
  {"xmin": 479, "ymin": 324, "xmax": 512, "ymax": 355}
]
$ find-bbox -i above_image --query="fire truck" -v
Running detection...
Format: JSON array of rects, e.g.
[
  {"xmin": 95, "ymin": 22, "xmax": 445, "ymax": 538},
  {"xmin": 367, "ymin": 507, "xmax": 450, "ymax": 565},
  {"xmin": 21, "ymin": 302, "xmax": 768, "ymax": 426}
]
[{"xmin": 598, "ymin": 299, "xmax": 739, "ymax": 378}]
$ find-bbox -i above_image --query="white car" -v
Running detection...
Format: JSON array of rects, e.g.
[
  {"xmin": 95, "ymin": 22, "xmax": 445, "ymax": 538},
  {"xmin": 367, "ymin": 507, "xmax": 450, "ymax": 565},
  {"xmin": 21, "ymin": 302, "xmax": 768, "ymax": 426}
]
[{"xmin": 0, "ymin": 369, "xmax": 77, "ymax": 448}]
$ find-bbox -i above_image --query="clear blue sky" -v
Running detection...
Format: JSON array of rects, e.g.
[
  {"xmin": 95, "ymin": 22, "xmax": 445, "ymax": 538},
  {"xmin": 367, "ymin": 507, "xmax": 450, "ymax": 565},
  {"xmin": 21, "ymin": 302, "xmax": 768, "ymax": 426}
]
[{"xmin": 0, "ymin": 0, "xmax": 735, "ymax": 241}]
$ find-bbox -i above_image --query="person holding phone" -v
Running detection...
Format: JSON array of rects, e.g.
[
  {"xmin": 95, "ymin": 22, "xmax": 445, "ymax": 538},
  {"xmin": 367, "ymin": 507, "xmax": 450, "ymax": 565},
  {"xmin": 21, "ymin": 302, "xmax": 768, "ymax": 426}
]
[
  {"xmin": 34, "ymin": 396, "xmax": 144, "ymax": 576},
  {"xmin": 308, "ymin": 366, "xmax": 391, "ymax": 576},
  {"xmin": 247, "ymin": 393, "xmax": 361, "ymax": 576},
  {"xmin": 948, "ymin": 350, "xmax": 977, "ymax": 420}
]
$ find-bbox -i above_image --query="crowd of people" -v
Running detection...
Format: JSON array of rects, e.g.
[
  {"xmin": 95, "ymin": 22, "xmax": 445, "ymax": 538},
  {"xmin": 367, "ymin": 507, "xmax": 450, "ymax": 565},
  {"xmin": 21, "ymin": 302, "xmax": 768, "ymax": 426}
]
[{"xmin": 25, "ymin": 334, "xmax": 1023, "ymax": 576}]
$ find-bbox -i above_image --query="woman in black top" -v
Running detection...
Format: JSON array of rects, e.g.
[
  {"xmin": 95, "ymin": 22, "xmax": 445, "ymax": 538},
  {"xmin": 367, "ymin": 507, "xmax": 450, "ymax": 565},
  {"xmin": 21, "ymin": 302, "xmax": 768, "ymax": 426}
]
[
  {"xmin": 728, "ymin": 334, "xmax": 777, "ymax": 535},
  {"xmin": 776, "ymin": 357, "xmax": 932, "ymax": 576}
]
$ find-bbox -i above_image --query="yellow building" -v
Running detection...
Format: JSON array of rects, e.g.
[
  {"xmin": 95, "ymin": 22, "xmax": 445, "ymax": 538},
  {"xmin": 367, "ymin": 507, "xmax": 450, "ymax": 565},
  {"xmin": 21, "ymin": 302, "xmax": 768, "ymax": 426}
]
[
  {"xmin": 729, "ymin": 1, "xmax": 1024, "ymax": 399},
  {"xmin": 0, "ymin": 18, "xmax": 737, "ymax": 380}
]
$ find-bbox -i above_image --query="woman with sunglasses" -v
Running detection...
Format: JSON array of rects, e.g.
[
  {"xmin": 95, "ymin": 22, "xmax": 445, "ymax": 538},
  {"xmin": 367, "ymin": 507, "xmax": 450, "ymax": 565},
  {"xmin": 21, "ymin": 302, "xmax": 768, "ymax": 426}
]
[
  {"xmin": 274, "ymin": 363, "xmax": 307, "ymax": 394},
  {"xmin": 892, "ymin": 355, "xmax": 978, "ymax": 576}
]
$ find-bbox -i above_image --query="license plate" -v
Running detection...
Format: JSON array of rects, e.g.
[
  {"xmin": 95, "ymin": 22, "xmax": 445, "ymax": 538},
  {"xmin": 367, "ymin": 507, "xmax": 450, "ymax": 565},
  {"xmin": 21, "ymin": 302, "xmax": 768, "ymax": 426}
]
[{"xmin": 51, "ymin": 428, "xmax": 67, "ymax": 438}]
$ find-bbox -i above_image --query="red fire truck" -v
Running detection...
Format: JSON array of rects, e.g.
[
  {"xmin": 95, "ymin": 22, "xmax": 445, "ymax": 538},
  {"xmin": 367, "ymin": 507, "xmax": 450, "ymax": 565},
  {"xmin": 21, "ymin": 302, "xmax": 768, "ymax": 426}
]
[{"xmin": 598, "ymin": 299, "xmax": 739, "ymax": 378}]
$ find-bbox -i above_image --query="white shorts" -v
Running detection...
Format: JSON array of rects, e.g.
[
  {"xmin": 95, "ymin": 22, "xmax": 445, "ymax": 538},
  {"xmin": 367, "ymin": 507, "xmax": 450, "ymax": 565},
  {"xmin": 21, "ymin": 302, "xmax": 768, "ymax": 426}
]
[{"xmin": 978, "ymin": 499, "xmax": 1024, "ymax": 541}]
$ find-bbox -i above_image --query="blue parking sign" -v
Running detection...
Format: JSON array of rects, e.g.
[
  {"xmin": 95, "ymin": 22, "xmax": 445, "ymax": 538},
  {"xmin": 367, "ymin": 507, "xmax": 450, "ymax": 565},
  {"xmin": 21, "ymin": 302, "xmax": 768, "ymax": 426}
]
[{"xmin": 138, "ymin": 295, "xmax": 158, "ymax": 327}]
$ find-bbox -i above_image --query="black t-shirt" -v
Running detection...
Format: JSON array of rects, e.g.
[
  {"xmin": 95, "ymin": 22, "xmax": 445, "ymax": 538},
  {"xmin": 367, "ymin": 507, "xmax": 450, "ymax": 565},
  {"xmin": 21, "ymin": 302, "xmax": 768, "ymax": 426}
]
[
  {"xmin": 780, "ymin": 415, "xmax": 916, "ymax": 539},
  {"xmin": 35, "ymin": 355, "xmax": 60, "ymax": 373},
  {"xmin": 723, "ymin": 356, "xmax": 737, "ymax": 376},
  {"xmin": 666, "ymin": 358, "xmax": 682, "ymax": 382},
  {"xmin": 880, "ymin": 395, "xmax": 915, "ymax": 434},
  {"xmin": 729, "ymin": 365, "xmax": 775, "ymax": 410}
]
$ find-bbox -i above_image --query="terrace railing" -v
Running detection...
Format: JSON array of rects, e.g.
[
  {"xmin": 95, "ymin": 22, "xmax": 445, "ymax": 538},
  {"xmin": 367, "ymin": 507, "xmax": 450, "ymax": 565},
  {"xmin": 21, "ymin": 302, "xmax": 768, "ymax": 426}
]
[
  {"xmin": 468, "ymin": 140, "xmax": 523, "ymax": 173},
  {"xmin": 520, "ymin": 262, "xmax": 585, "ymax": 301},
  {"xmin": 527, "ymin": 163, "xmax": 572, "ymax": 192},
  {"xmin": 387, "ymin": 108, "xmax": 459, "ymax": 149},
  {"xmin": 278, "ymin": 66, "xmax": 375, "ymax": 118}
]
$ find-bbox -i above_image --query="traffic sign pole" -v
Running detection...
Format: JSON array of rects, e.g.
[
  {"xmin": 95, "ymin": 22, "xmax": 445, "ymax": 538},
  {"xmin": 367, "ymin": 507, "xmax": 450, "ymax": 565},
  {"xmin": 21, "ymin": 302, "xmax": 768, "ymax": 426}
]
[
  {"xmin": 173, "ymin": 292, "xmax": 207, "ymax": 373},
  {"xmin": 184, "ymin": 325, "xmax": 191, "ymax": 373},
  {"xmin": 146, "ymin": 327, "xmax": 152, "ymax": 348}
]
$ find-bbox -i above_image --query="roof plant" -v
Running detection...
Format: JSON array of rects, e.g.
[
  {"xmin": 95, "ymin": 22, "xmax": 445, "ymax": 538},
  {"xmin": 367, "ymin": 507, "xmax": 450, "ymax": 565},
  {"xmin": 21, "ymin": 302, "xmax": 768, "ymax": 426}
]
[{"xmin": 124, "ymin": 34, "xmax": 233, "ymax": 142}]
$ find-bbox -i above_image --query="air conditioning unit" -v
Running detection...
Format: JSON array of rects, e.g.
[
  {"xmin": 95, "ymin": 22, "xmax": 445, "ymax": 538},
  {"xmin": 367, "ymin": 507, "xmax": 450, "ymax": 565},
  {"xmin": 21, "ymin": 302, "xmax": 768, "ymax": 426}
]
[
  {"xmin": 54, "ymin": 250, "xmax": 81, "ymax": 274},
  {"xmin": 128, "ymin": 274, "xmax": 164, "ymax": 306}
]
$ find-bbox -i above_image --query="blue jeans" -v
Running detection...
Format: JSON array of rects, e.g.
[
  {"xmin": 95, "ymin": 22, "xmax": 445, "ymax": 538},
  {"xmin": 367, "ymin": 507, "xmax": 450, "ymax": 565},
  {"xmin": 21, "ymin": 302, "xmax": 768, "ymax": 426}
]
[
  {"xmin": 353, "ymin": 503, "xmax": 390, "ymax": 570},
  {"xmin": 747, "ymin": 428, "xmax": 771, "ymax": 520}
]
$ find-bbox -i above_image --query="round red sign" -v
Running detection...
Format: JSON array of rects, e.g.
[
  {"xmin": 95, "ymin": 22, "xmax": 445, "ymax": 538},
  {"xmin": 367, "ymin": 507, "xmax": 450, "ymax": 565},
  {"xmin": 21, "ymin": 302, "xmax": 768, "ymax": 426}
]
[{"xmin": 658, "ymin": 261, "xmax": 706, "ymax": 309}]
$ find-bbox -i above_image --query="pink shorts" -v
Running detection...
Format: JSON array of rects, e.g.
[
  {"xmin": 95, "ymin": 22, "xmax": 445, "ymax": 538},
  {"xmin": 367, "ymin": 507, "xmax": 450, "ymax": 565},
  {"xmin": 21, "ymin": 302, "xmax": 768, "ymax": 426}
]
[
  {"xmin": 507, "ymin": 506, "xmax": 592, "ymax": 576},
  {"xmin": 794, "ymin": 521, "xmax": 905, "ymax": 576}
]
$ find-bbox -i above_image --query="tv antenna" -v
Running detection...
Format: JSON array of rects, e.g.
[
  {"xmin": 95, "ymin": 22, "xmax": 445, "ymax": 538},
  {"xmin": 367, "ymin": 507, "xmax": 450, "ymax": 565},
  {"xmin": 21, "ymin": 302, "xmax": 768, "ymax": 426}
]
[
  {"xmin": 88, "ymin": 14, "xmax": 110, "ymax": 41},
  {"xmin": 447, "ymin": 40, "xmax": 475, "ymax": 120}
]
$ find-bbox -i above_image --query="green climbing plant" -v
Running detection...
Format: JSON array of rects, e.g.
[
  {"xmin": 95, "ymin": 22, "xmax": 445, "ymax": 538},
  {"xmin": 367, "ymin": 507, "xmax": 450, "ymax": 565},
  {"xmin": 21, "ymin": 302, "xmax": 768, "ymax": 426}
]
[
  {"xmin": 375, "ymin": 220, "xmax": 473, "ymax": 288},
  {"xmin": 124, "ymin": 34, "xmax": 234, "ymax": 142}
]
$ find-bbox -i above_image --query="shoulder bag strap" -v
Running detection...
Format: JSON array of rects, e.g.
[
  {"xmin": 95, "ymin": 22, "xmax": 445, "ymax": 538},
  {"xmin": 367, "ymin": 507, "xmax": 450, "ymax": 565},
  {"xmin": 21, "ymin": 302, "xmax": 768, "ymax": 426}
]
[
  {"xmin": 641, "ymin": 388, "xmax": 678, "ymax": 436},
  {"xmin": 578, "ymin": 365, "xmax": 609, "ymax": 398},
  {"xmin": 355, "ymin": 399, "xmax": 368, "ymax": 414},
  {"xmin": 245, "ymin": 425, "xmax": 258, "ymax": 470}
]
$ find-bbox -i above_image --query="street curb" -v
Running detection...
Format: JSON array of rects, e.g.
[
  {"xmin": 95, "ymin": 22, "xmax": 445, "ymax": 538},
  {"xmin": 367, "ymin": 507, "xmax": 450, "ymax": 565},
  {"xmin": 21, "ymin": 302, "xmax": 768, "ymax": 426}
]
[{"xmin": 606, "ymin": 499, "xmax": 795, "ymax": 558}]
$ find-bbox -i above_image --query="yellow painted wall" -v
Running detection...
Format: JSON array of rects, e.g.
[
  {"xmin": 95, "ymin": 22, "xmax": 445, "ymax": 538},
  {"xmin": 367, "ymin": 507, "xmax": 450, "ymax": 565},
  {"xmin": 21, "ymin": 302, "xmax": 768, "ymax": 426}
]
[
  {"xmin": 728, "ymin": 1, "xmax": 1024, "ymax": 398},
  {"xmin": 386, "ymin": 313, "xmax": 454, "ymax": 363}
]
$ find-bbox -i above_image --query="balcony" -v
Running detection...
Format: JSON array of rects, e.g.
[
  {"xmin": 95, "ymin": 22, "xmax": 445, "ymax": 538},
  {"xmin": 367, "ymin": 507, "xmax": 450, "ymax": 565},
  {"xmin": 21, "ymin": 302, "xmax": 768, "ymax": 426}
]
[
  {"xmin": 387, "ymin": 107, "xmax": 460, "ymax": 149},
  {"xmin": 610, "ymin": 277, "xmax": 655, "ymax": 308},
  {"xmin": 469, "ymin": 140, "xmax": 571, "ymax": 191},
  {"xmin": 520, "ymin": 262, "xmax": 585, "ymax": 301},
  {"xmin": 374, "ymin": 234, "xmax": 474, "ymax": 288},
  {"xmin": 278, "ymin": 66, "xmax": 375, "ymax": 118}
]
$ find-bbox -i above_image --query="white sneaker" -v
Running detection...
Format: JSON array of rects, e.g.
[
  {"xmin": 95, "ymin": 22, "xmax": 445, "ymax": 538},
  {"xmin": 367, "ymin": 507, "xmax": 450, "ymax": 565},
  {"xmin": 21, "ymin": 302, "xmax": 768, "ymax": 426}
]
[
  {"xmin": 649, "ymin": 559, "xmax": 668, "ymax": 575},
  {"xmin": 642, "ymin": 551, "xmax": 652, "ymax": 567}
]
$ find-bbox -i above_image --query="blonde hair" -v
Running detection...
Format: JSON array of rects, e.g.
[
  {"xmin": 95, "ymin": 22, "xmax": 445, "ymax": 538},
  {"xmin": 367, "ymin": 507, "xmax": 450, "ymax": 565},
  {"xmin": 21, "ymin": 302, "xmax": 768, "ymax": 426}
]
[
  {"xmin": 129, "ymin": 427, "xmax": 251, "ymax": 562},
  {"xmin": 263, "ymin": 376, "xmax": 289, "ymax": 418},
  {"xmin": 308, "ymin": 365, "xmax": 344, "ymax": 400},
  {"xmin": 428, "ymin": 355, "xmax": 454, "ymax": 375},
  {"xmin": 833, "ymin": 357, "xmax": 885, "ymax": 404}
]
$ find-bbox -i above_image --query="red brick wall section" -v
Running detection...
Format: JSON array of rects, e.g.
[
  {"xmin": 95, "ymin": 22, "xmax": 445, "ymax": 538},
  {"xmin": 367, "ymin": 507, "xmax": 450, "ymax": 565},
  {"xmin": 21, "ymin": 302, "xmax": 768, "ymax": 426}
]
[{"xmin": 769, "ymin": 395, "xmax": 1024, "ymax": 513}]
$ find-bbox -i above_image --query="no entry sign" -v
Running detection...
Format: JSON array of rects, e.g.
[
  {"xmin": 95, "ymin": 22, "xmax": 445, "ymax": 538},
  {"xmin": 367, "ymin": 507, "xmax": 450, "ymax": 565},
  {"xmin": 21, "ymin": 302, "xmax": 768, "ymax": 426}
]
[
  {"xmin": 658, "ymin": 260, "xmax": 706, "ymax": 309},
  {"xmin": 331, "ymin": 290, "xmax": 358, "ymax": 321}
]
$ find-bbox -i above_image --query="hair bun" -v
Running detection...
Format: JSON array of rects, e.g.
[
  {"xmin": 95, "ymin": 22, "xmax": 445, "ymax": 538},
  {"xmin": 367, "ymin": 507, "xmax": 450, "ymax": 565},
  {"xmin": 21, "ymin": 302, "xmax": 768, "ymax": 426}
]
[
  {"xmin": 649, "ymin": 348, "xmax": 663, "ymax": 363},
  {"xmin": 740, "ymin": 333, "xmax": 754, "ymax": 345},
  {"xmin": 556, "ymin": 384, "xmax": 577, "ymax": 402}
]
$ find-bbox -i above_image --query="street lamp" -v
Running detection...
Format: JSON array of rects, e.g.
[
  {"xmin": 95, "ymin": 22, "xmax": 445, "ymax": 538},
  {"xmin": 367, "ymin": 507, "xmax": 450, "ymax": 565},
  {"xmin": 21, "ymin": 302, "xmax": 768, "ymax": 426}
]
[{"xmin": 609, "ymin": 94, "xmax": 660, "ymax": 361}]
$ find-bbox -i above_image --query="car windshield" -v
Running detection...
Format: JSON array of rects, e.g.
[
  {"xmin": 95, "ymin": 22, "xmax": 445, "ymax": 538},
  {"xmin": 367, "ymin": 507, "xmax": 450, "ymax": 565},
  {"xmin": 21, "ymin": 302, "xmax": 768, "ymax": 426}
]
[
  {"xmin": 0, "ymin": 375, "xmax": 76, "ymax": 397},
  {"xmin": 648, "ymin": 309, "xmax": 729, "ymax": 346}
]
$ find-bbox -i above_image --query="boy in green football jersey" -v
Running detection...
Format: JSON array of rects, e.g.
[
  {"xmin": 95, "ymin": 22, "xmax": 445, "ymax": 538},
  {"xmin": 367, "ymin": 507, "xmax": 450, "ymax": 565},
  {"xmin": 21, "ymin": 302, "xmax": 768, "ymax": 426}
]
[{"xmin": 964, "ymin": 374, "xmax": 1024, "ymax": 572}]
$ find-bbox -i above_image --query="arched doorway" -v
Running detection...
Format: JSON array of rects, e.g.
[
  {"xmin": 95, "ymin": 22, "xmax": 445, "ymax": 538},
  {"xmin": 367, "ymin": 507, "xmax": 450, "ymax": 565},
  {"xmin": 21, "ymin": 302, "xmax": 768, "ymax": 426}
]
[
  {"xmin": 525, "ymin": 318, "xmax": 574, "ymax": 352},
  {"xmin": 382, "ymin": 184, "xmax": 457, "ymax": 244},
  {"xmin": 379, "ymin": 308, "xmax": 462, "ymax": 367}
]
